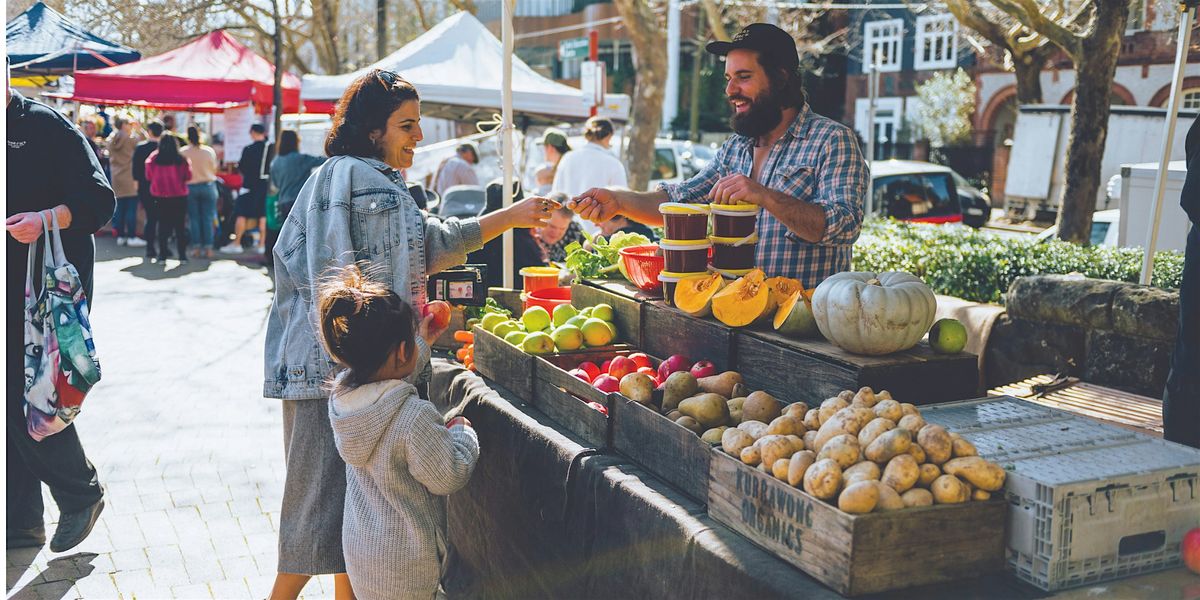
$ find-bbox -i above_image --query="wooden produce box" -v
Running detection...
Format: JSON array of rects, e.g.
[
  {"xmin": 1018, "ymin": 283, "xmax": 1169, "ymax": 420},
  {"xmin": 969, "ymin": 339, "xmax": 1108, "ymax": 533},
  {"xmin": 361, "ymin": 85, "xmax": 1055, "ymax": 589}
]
[
  {"xmin": 533, "ymin": 351, "xmax": 630, "ymax": 449},
  {"xmin": 571, "ymin": 280, "xmax": 651, "ymax": 347},
  {"xmin": 472, "ymin": 324, "xmax": 633, "ymax": 402},
  {"xmin": 736, "ymin": 329, "xmax": 979, "ymax": 406},
  {"xmin": 708, "ymin": 451, "xmax": 1006, "ymax": 596},
  {"xmin": 640, "ymin": 301, "xmax": 736, "ymax": 372}
]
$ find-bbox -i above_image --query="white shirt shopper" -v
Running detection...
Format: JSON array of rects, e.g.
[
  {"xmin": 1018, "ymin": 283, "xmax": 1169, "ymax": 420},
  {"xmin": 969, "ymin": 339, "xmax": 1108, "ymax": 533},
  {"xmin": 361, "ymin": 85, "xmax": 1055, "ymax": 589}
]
[{"xmin": 552, "ymin": 118, "xmax": 627, "ymax": 235}]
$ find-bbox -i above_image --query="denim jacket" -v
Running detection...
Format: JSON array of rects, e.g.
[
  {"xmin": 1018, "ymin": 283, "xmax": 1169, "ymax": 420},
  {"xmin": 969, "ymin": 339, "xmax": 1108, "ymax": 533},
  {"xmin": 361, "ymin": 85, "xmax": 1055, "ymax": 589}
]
[{"xmin": 263, "ymin": 155, "xmax": 484, "ymax": 399}]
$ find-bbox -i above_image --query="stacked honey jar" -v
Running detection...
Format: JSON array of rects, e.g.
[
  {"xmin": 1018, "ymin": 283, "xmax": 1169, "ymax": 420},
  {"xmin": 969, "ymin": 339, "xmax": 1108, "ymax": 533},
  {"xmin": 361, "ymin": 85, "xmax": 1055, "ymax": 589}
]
[{"xmin": 657, "ymin": 202, "xmax": 759, "ymax": 304}]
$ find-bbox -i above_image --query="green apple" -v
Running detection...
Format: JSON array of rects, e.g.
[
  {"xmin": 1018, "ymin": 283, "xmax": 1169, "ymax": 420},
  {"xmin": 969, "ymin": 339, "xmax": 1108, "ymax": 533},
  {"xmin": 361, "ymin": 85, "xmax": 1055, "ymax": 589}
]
[
  {"xmin": 480, "ymin": 312, "xmax": 506, "ymax": 333},
  {"xmin": 552, "ymin": 304, "xmax": 579, "ymax": 327},
  {"xmin": 504, "ymin": 331, "xmax": 528, "ymax": 346},
  {"xmin": 551, "ymin": 325, "xmax": 584, "ymax": 351},
  {"xmin": 566, "ymin": 315, "xmax": 588, "ymax": 329},
  {"xmin": 929, "ymin": 318, "xmax": 968, "ymax": 354},
  {"xmin": 580, "ymin": 307, "xmax": 594, "ymax": 317},
  {"xmin": 521, "ymin": 331, "xmax": 555, "ymax": 355},
  {"xmin": 581, "ymin": 318, "xmax": 615, "ymax": 347},
  {"xmin": 521, "ymin": 306, "xmax": 552, "ymax": 333},
  {"xmin": 591, "ymin": 303, "xmax": 614, "ymax": 322},
  {"xmin": 492, "ymin": 320, "xmax": 520, "ymax": 339}
]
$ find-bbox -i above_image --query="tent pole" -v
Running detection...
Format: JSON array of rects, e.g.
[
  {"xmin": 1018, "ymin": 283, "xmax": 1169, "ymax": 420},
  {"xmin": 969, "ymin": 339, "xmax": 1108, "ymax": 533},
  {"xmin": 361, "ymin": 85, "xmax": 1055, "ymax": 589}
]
[
  {"xmin": 502, "ymin": 0, "xmax": 515, "ymax": 290},
  {"xmin": 1139, "ymin": 3, "xmax": 1194, "ymax": 286}
]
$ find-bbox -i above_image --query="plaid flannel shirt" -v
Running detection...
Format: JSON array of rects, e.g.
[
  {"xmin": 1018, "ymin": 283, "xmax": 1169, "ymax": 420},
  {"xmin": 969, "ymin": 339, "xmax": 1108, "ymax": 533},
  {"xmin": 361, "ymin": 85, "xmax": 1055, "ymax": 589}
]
[{"xmin": 661, "ymin": 106, "xmax": 868, "ymax": 288}]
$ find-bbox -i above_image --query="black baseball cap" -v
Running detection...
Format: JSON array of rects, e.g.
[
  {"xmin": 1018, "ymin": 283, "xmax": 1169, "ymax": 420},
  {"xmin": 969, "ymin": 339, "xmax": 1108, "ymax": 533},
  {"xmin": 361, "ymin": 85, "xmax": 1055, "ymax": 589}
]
[{"xmin": 706, "ymin": 23, "xmax": 799, "ymax": 71}]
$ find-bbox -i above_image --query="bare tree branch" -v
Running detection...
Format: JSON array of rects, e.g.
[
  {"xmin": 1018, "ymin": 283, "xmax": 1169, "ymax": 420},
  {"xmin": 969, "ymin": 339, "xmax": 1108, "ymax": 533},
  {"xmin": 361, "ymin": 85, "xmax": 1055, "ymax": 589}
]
[
  {"xmin": 989, "ymin": 0, "xmax": 1084, "ymax": 57},
  {"xmin": 699, "ymin": 0, "xmax": 731, "ymax": 42}
]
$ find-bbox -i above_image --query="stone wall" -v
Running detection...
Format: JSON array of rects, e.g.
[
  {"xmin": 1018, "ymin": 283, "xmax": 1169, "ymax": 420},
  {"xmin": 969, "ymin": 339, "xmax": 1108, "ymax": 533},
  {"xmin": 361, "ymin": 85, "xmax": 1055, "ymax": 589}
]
[{"xmin": 984, "ymin": 275, "xmax": 1179, "ymax": 396}]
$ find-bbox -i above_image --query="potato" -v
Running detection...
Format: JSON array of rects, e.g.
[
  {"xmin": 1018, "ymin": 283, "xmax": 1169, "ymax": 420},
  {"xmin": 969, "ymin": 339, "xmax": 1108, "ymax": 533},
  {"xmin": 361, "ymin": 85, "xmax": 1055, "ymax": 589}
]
[
  {"xmin": 837, "ymin": 480, "xmax": 879, "ymax": 514},
  {"xmin": 850, "ymin": 407, "xmax": 877, "ymax": 431},
  {"xmin": 803, "ymin": 458, "xmax": 843, "ymax": 500},
  {"xmin": 864, "ymin": 429, "xmax": 913, "ymax": 464},
  {"xmin": 817, "ymin": 401, "xmax": 847, "ymax": 427},
  {"xmin": 901, "ymin": 488, "xmax": 934, "ymax": 508},
  {"xmin": 897, "ymin": 414, "xmax": 927, "ymax": 434},
  {"xmin": 772, "ymin": 458, "xmax": 791, "ymax": 481},
  {"xmin": 843, "ymin": 461, "xmax": 882, "ymax": 485},
  {"xmin": 837, "ymin": 390, "xmax": 855, "ymax": 403},
  {"xmin": 783, "ymin": 402, "xmax": 809, "ymax": 419},
  {"xmin": 858, "ymin": 417, "xmax": 896, "ymax": 448},
  {"xmin": 873, "ymin": 399, "xmax": 903, "ymax": 422},
  {"xmin": 874, "ymin": 481, "xmax": 905, "ymax": 512},
  {"xmin": 784, "ymin": 435, "xmax": 806, "ymax": 454},
  {"xmin": 972, "ymin": 489, "xmax": 992, "ymax": 502},
  {"xmin": 758, "ymin": 435, "xmax": 798, "ymax": 469},
  {"xmin": 907, "ymin": 443, "xmax": 926, "ymax": 464},
  {"xmin": 952, "ymin": 437, "xmax": 979, "ymax": 458},
  {"xmin": 740, "ymin": 444, "xmax": 761, "ymax": 466},
  {"xmin": 812, "ymin": 419, "xmax": 851, "ymax": 452},
  {"xmin": 803, "ymin": 408, "xmax": 821, "ymax": 430},
  {"xmin": 948, "ymin": 432, "xmax": 963, "ymax": 441},
  {"xmin": 917, "ymin": 463, "xmax": 941, "ymax": 487},
  {"xmin": 817, "ymin": 434, "xmax": 862, "ymax": 469},
  {"xmin": 900, "ymin": 402, "xmax": 920, "ymax": 417},
  {"xmin": 767, "ymin": 415, "xmax": 805, "ymax": 436},
  {"xmin": 787, "ymin": 450, "xmax": 817, "ymax": 487},
  {"xmin": 701, "ymin": 426, "xmax": 728, "ymax": 446},
  {"xmin": 738, "ymin": 420, "xmax": 769, "ymax": 440},
  {"xmin": 931, "ymin": 474, "xmax": 970, "ymax": 504},
  {"xmin": 721, "ymin": 428, "xmax": 755, "ymax": 457},
  {"xmin": 802, "ymin": 430, "xmax": 818, "ymax": 452},
  {"xmin": 943, "ymin": 457, "xmax": 1007, "ymax": 492},
  {"xmin": 882, "ymin": 454, "xmax": 920, "ymax": 493},
  {"xmin": 876, "ymin": 390, "xmax": 894, "ymax": 402},
  {"xmin": 917, "ymin": 425, "xmax": 953, "ymax": 465},
  {"xmin": 666, "ymin": 410, "xmax": 683, "ymax": 421}
]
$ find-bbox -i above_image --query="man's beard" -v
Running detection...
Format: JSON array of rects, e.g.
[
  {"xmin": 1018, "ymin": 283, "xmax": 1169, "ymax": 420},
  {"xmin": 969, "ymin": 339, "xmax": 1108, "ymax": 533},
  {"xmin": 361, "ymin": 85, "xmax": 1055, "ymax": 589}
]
[{"xmin": 730, "ymin": 85, "xmax": 785, "ymax": 138}]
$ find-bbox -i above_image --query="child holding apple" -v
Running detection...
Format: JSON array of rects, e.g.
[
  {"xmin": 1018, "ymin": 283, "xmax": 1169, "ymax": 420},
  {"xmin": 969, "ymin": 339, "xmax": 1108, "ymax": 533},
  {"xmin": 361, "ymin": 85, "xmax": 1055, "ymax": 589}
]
[{"xmin": 316, "ymin": 264, "xmax": 479, "ymax": 600}]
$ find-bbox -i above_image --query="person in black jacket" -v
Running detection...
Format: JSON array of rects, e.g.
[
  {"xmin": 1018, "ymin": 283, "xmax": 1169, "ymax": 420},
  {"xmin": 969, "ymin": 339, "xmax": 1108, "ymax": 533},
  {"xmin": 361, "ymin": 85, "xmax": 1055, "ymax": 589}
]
[
  {"xmin": 6, "ymin": 78, "xmax": 114, "ymax": 552},
  {"xmin": 1164, "ymin": 115, "xmax": 1199, "ymax": 449},
  {"xmin": 468, "ymin": 178, "xmax": 548, "ymax": 289},
  {"xmin": 221, "ymin": 123, "xmax": 274, "ymax": 255},
  {"xmin": 132, "ymin": 121, "xmax": 164, "ymax": 259}
]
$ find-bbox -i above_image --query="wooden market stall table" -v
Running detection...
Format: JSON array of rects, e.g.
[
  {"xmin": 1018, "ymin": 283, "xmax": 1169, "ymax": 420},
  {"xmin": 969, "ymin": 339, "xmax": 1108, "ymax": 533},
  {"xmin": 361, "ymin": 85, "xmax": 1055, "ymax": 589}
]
[{"xmin": 428, "ymin": 359, "xmax": 1039, "ymax": 600}]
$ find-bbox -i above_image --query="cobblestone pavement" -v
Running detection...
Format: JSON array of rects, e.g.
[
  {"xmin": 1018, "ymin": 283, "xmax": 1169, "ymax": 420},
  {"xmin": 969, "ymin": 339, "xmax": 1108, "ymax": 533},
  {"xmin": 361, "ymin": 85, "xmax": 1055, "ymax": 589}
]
[{"xmin": 7, "ymin": 239, "xmax": 335, "ymax": 599}]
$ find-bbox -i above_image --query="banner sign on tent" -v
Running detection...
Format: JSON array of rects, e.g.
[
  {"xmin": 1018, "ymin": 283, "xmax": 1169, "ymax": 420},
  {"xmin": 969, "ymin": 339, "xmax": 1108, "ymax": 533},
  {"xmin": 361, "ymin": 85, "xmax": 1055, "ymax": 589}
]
[
  {"xmin": 580, "ymin": 61, "xmax": 605, "ymax": 107},
  {"xmin": 559, "ymin": 37, "xmax": 589, "ymax": 61},
  {"xmin": 223, "ymin": 105, "xmax": 255, "ymax": 166}
]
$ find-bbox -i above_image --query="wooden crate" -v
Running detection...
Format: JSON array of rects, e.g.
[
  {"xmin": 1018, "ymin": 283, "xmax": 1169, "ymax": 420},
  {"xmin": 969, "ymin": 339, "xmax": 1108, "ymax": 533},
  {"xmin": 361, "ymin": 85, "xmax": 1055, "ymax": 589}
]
[
  {"xmin": 708, "ymin": 451, "xmax": 1006, "ymax": 596},
  {"xmin": 640, "ymin": 301, "xmax": 736, "ymax": 373},
  {"xmin": 736, "ymin": 329, "xmax": 979, "ymax": 406},
  {"xmin": 487, "ymin": 287, "xmax": 524, "ymax": 314},
  {"xmin": 611, "ymin": 389, "xmax": 714, "ymax": 502},
  {"xmin": 570, "ymin": 280, "xmax": 649, "ymax": 347},
  {"xmin": 472, "ymin": 325, "xmax": 536, "ymax": 399},
  {"xmin": 532, "ymin": 350, "xmax": 631, "ymax": 449}
]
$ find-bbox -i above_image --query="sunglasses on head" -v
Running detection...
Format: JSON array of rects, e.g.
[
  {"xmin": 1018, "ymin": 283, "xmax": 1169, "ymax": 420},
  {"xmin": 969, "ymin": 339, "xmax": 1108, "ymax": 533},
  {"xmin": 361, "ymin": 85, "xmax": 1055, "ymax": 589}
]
[{"xmin": 376, "ymin": 70, "xmax": 404, "ymax": 90}]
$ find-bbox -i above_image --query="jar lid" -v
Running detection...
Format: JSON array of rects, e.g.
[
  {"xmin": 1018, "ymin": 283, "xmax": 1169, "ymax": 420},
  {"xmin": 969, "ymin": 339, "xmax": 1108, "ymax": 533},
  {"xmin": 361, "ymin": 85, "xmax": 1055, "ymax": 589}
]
[
  {"xmin": 658, "ymin": 269, "xmax": 711, "ymax": 282},
  {"xmin": 709, "ymin": 233, "xmax": 759, "ymax": 246},
  {"xmin": 711, "ymin": 203, "xmax": 759, "ymax": 215},
  {"xmin": 659, "ymin": 202, "xmax": 710, "ymax": 215},
  {"xmin": 659, "ymin": 239, "xmax": 711, "ymax": 251},
  {"xmin": 519, "ymin": 266, "xmax": 561, "ymax": 277},
  {"xmin": 712, "ymin": 267, "xmax": 754, "ymax": 278}
]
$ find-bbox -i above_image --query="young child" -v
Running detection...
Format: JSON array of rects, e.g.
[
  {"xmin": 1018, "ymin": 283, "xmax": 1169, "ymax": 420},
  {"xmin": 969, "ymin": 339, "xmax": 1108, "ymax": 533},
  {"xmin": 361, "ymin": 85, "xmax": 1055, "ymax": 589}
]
[{"xmin": 316, "ymin": 265, "xmax": 479, "ymax": 600}]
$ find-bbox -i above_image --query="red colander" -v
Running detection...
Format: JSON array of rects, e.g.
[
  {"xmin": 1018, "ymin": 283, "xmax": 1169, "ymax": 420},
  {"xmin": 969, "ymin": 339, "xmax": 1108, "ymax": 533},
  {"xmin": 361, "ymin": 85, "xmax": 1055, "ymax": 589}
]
[{"xmin": 618, "ymin": 244, "xmax": 665, "ymax": 292}]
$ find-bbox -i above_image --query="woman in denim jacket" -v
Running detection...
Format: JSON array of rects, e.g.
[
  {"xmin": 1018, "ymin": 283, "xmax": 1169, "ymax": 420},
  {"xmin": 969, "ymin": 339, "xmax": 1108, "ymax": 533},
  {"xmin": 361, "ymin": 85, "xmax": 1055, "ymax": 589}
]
[{"xmin": 263, "ymin": 70, "xmax": 552, "ymax": 600}]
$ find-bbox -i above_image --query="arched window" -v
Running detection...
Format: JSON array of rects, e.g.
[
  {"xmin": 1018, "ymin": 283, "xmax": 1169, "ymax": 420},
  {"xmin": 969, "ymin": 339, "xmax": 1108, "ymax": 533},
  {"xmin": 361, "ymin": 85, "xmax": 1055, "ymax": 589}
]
[{"xmin": 1180, "ymin": 88, "xmax": 1200, "ymax": 111}]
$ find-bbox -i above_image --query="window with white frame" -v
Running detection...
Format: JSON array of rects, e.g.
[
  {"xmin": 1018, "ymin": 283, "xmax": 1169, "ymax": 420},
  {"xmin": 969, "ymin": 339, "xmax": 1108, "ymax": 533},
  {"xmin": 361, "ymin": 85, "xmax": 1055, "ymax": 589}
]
[
  {"xmin": 1181, "ymin": 89, "xmax": 1200, "ymax": 111},
  {"xmin": 914, "ymin": 14, "xmax": 958, "ymax": 70},
  {"xmin": 1126, "ymin": 0, "xmax": 1145, "ymax": 33},
  {"xmin": 864, "ymin": 19, "xmax": 903, "ymax": 73}
]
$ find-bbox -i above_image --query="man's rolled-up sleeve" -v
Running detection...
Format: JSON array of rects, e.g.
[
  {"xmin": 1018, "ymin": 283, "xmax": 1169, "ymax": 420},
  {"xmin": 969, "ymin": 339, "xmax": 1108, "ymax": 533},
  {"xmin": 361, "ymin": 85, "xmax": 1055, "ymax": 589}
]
[
  {"xmin": 815, "ymin": 127, "xmax": 869, "ymax": 245},
  {"xmin": 660, "ymin": 143, "xmax": 728, "ymax": 203}
]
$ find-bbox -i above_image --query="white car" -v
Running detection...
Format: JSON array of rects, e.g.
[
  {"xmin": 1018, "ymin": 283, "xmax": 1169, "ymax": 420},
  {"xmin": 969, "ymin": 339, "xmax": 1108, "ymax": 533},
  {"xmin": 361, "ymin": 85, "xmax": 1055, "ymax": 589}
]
[{"xmin": 1035, "ymin": 209, "xmax": 1120, "ymax": 247}]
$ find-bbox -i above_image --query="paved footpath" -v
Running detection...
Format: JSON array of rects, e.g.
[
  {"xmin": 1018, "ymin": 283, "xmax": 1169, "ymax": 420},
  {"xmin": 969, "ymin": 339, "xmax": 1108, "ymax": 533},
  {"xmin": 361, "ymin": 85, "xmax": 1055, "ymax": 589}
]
[{"xmin": 7, "ymin": 240, "xmax": 335, "ymax": 599}]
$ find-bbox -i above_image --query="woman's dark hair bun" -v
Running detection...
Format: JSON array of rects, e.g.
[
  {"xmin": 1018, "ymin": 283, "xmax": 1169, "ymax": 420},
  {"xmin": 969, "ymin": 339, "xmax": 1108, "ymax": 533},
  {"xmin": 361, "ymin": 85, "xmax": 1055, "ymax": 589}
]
[{"xmin": 315, "ymin": 263, "xmax": 417, "ymax": 388}]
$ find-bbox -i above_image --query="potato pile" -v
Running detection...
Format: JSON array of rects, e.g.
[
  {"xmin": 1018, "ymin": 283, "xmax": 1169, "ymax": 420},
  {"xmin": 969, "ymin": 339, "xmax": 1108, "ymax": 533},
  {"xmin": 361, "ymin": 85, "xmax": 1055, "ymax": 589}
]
[{"xmin": 718, "ymin": 387, "xmax": 1007, "ymax": 514}]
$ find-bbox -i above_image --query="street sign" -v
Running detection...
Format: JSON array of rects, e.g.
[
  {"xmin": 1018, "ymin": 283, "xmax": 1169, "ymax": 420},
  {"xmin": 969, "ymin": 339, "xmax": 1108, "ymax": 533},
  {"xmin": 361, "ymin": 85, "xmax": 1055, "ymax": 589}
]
[
  {"xmin": 559, "ymin": 37, "xmax": 589, "ymax": 61},
  {"xmin": 580, "ymin": 60, "xmax": 605, "ymax": 106}
]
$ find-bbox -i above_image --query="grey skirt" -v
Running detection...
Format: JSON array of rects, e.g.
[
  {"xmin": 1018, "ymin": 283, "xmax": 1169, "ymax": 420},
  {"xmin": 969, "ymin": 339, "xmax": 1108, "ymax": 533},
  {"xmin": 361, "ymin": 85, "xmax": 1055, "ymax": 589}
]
[{"xmin": 278, "ymin": 398, "xmax": 347, "ymax": 575}]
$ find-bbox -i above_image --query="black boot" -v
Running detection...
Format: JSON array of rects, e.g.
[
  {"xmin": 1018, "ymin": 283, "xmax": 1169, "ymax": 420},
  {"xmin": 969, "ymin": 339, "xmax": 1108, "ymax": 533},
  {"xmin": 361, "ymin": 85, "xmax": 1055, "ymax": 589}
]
[
  {"xmin": 49, "ymin": 494, "xmax": 104, "ymax": 553},
  {"xmin": 6, "ymin": 524, "xmax": 46, "ymax": 549}
]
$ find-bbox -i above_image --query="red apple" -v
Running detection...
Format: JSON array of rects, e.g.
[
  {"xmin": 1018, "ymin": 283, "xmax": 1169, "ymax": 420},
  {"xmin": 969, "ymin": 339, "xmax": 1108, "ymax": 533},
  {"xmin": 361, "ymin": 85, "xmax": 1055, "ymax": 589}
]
[
  {"xmin": 592, "ymin": 374, "xmax": 620, "ymax": 393},
  {"xmin": 421, "ymin": 300, "xmax": 452, "ymax": 331},
  {"xmin": 628, "ymin": 352, "xmax": 653, "ymax": 370},
  {"xmin": 608, "ymin": 356, "xmax": 637, "ymax": 379},
  {"xmin": 577, "ymin": 361, "xmax": 601, "ymax": 381},
  {"xmin": 586, "ymin": 401, "xmax": 609, "ymax": 415},
  {"xmin": 636, "ymin": 366, "xmax": 659, "ymax": 385},
  {"xmin": 657, "ymin": 354, "xmax": 691, "ymax": 381},
  {"xmin": 568, "ymin": 368, "xmax": 592, "ymax": 383},
  {"xmin": 690, "ymin": 360, "xmax": 717, "ymax": 379},
  {"xmin": 600, "ymin": 359, "xmax": 612, "ymax": 373},
  {"xmin": 1184, "ymin": 527, "xmax": 1200, "ymax": 575}
]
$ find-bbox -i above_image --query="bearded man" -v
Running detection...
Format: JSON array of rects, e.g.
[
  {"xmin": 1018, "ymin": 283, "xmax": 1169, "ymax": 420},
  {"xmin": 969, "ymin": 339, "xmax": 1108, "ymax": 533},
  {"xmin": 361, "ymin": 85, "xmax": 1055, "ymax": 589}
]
[{"xmin": 569, "ymin": 23, "xmax": 868, "ymax": 288}]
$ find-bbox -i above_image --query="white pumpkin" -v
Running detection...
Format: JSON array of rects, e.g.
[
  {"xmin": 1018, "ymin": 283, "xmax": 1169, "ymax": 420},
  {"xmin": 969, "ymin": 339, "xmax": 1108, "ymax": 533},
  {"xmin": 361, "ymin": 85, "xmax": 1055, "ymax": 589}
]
[{"xmin": 811, "ymin": 271, "xmax": 936, "ymax": 355}]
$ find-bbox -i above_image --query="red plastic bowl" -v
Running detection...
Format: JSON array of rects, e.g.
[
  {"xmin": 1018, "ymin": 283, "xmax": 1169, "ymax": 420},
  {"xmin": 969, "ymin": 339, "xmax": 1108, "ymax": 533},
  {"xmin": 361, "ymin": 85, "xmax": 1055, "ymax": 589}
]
[
  {"xmin": 619, "ymin": 244, "xmax": 665, "ymax": 292},
  {"xmin": 524, "ymin": 286, "xmax": 572, "ymax": 313}
]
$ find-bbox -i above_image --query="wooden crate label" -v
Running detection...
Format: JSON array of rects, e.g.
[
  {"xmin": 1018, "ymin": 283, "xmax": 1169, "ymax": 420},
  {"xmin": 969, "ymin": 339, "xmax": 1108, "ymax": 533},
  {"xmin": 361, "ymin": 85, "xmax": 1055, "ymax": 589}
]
[{"xmin": 731, "ymin": 466, "xmax": 814, "ymax": 553}]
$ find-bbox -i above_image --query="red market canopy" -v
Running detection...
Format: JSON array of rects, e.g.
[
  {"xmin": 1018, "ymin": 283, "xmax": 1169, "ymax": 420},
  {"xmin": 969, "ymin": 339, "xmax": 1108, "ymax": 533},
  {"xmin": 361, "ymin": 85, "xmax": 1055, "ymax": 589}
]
[{"xmin": 65, "ymin": 30, "xmax": 300, "ymax": 113}]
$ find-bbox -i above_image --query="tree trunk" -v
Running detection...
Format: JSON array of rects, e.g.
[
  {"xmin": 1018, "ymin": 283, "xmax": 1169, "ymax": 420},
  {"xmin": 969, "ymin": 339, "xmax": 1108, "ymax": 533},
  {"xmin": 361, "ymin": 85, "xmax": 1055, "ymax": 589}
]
[
  {"xmin": 1011, "ymin": 50, "xmax": 1045, "ymax": 104},
  {"xmin": 612, "ymin": 0, "xmax": 667, "ymax": 192},
  {"xmin": 376, "ymin": 0, "xmax": 387, "ymax": 60},
  {"xmin": 1055, "ymin": 0, "xmax": 1128, "ymax": 244},
  {"xmin": 699, "ymin": 0, "xmax": 730, "ymax": 42}
]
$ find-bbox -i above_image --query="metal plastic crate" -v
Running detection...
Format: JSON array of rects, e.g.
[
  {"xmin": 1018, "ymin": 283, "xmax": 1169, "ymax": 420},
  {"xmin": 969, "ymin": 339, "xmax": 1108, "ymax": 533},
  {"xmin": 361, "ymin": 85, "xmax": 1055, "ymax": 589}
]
[{"xmin": 923, "ymin": 396, "xmax": 1200, "ymax": 592}]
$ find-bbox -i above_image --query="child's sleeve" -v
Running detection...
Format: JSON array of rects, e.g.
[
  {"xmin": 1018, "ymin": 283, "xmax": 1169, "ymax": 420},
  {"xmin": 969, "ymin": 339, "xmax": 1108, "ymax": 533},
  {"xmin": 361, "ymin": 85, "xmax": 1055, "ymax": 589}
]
[{"xmin": 405, "ymin": 400, "xmax": 479, "ymax": 496}]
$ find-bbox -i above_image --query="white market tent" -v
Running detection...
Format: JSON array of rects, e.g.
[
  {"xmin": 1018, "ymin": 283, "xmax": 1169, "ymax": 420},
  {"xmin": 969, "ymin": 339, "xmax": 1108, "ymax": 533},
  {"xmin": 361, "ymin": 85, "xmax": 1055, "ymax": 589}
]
[{"xmin": 300, "ymin": 11, "xmax": 630, "ymax": 124}]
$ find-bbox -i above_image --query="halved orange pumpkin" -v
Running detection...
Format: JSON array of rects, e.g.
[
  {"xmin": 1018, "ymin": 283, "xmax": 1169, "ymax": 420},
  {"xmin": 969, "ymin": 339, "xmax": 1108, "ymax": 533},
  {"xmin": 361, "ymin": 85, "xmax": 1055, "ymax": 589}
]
[
  {"xmin": 773, "ymin": 290, "xmax": 819, "ymax": 338},
  {"xmin": 765, "ymin": 276, "xmax": 804, "ymax": 316},
  {"xmin": 712, "ymin": 269, "xmax": 770, "ymax": 327},
  {"xmin": 675, "ymin": 272, "xmax": 726, "ymax": 317}
]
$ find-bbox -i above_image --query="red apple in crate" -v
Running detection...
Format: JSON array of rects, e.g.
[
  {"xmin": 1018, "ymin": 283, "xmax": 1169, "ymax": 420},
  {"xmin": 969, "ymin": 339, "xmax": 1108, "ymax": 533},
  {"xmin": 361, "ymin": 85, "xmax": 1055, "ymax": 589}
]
[
  {"xmin": 577, "ymin": 361, "xmax": 601, "ymax": 381},
  {"xmin": 1184, "ymin": 527, "xmax": 1200, "ymax": 575},
  {"xmin": 636, "ymin": 366, "xmax": 658, "ymax": 383},
  {"xmin": 690, "ymin": 360, "xmax": 717, "ymax": 379},
  {"xmin": 592, "ymin": 374, "xmax": 620, "ymax": 393},
  {"xmin": 600, "ymin": 359, "xmax": 612, "ymax": 373},
  {"xmin": 628, "ymin": 352, "xmax": 653, "ymax": 370},
  {"xmin": 421, "ymin": 300, "xmax": 452, "ymax": 331},
  {"xmin": 608, "ymin": 356, "xmax": 637, "ymax": 379},
  {"xmin": 568, "ymin": 368, "xmax": 592, "ymax": 383},
  {"xmin": 657, "ymin": 354, "xmax": 692, "ymax": 381},
  {"xmin": 586, "ymin": 401, "xmax": 609, "ymax": 415}
]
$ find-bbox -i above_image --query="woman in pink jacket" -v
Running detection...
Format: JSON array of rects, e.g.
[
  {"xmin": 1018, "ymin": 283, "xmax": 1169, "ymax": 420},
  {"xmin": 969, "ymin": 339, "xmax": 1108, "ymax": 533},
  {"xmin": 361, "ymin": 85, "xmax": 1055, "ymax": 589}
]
[{"xmin": 144, "ymin": 134, "xmax": 191, "ymax": 263}]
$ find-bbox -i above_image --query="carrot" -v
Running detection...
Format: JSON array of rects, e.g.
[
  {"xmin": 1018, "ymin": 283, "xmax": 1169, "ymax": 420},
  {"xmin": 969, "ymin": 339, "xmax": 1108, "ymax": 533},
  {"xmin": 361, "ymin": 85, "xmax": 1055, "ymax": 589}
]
[
  {"xmin": 453, "ymin": 331, "xmax": 475, "ymax": 343},
  {"xmin": 456, "ymin": 348, "xmax": 470, "ymax": 362}
]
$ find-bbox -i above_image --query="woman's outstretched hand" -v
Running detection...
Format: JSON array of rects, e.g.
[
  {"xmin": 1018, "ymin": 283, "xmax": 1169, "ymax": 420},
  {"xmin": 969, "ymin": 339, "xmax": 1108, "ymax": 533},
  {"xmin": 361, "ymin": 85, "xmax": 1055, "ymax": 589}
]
[{"xmin": 505, "ymin": 195, "xmax": 559, "ymax": 229}]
